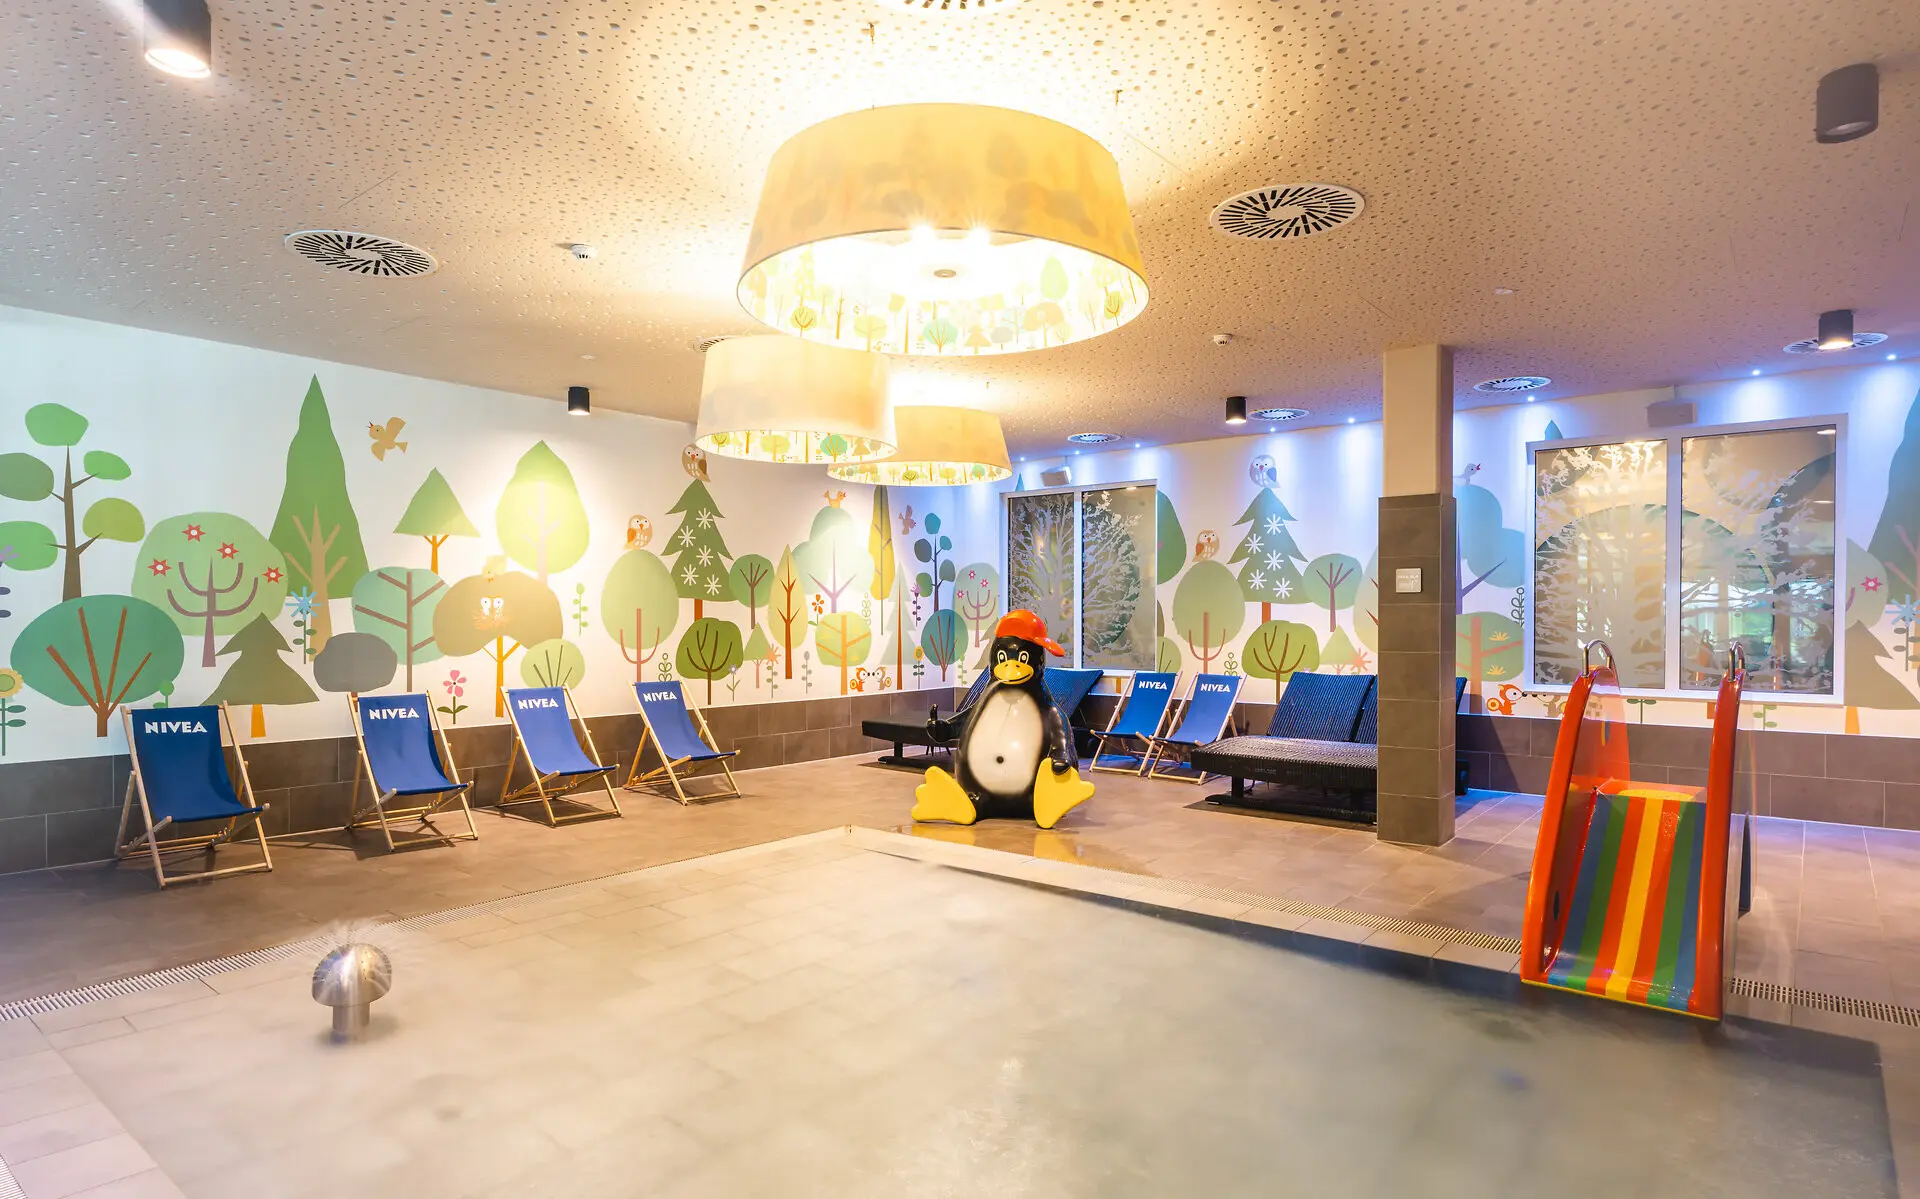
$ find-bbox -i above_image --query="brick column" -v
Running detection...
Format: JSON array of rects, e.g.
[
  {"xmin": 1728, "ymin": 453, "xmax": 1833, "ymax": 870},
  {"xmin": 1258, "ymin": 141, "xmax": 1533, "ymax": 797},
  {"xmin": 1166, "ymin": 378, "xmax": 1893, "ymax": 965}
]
[{"xmin": 1376, "ymin": 345, "xmax": 1458, "ymax": 846}]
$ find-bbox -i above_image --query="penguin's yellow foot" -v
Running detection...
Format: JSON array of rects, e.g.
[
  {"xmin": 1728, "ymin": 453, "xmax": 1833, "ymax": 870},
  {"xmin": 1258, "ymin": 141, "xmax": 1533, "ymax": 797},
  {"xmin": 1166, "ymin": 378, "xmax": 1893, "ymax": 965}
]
[
  {"xmin": 912, "ymin": 767, "xmax": 978, "ymax": 825},
  {"xmin": 1032, "ymin": 762, "xmax": 1095, "ymax": 830}
]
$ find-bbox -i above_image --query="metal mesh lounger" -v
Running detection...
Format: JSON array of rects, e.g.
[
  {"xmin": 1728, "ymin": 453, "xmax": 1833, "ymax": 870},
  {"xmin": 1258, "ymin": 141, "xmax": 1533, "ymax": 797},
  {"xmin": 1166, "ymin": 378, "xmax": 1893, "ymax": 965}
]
[
  {"xmin": 861, "ymin": 672, "xmax": 992, "ymax": 766},
  {"xmin": 348, "ymin": 692, "xmax": 481, "ymax": 851},
  {"xmin": 500, "ymin": 686, "xmax": 623, "ymax": 824},
  {"xmin": 118, "ymin": 702, "xmax": 273, "ymax": 887}
]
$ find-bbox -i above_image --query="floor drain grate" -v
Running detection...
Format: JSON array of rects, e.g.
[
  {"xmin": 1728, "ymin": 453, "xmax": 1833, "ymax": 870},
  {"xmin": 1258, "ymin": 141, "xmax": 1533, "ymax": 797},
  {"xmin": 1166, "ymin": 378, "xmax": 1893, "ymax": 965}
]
[{"xmin": 1728, "ymin": 977, "xmax": 1920, "ymax": 1027}]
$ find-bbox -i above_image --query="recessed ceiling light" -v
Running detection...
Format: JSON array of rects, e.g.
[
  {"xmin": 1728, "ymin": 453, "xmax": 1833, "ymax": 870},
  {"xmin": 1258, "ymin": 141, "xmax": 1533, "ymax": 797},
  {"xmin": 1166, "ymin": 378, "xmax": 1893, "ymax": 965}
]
[
  {"xmin": 1472, "ymin": 376, "xmax": 1551, "ymax": 394},
  {"xmin": 1890, "ymin": 354, "xmax": 1900, "ymax": 361},
  {"xmin": 1752, "ymin": 369, "xmax": 1763, "ymax": 376},
  {"xmin": 1493, "ymin": 287, "xmax": 1515, "ymax": 296},
  {"xmin": 580, "ymin": 353, "xmax": 596, "ymax": 361},
  {"xmin": 1066, "ymin": 432, "xmax": 1119, "ymax": 445},
  {"xmin": 144, "ymin": 0, "xmax": 213, "ymax": 78},
  {"xmin": 1251, "ymin": 407, "xmax": 1308, "ymax": 422},
  {"xmin": 1783, "ymin": 328, "xmax": 1886, "ymax": 355},
  {"xmin": 1346, "ymin": 417, "xmax": 1355, "ymax": 424}
]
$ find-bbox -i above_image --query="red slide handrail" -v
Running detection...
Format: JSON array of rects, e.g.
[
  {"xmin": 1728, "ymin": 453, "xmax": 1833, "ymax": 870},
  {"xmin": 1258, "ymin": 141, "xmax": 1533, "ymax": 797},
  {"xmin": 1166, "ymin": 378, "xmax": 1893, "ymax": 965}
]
[
  {"xmin": 1690, "ymin": 658, "xmax": 1745, "ymax": 1017},
  {"xmin": 1520, "ymin": 671, "xmax": 1597, "ymax": 980}
]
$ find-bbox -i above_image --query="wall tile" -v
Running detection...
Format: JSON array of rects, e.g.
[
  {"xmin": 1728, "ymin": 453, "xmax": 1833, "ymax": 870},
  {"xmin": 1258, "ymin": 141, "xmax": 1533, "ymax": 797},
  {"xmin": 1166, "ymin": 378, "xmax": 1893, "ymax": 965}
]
[
  {"xmin": 781, "ymin": 730, "xmax": 833, "ymax": 765},
  {"xmin": 1624, "ymin": 723, "xmax": 1713, "ymax": 769},
  {"xmin": 1771, "ymin": 774, "xmax": 1883, "ymax": 827},
  {"xmin": 1378, "ymin": 603, "xmax": 1444, "ymax": 652},
  {"xmin": 0, "ymin": 757, "xmax": 114, "ymax": 821},
  {"xmin": 0, "ymin": 815, "xmax": 47, "ymax": 874},
  {"xmin": 240, "ymin": 737, "xmax": 343, "ymax": 792},
  {"xmin": 762, "ymin": 702, "xmax": 808, "ymax": 736},
  {"xmin": 285, "ymin": 781, "xmax": 357, "ymax": 834},
  {"xmin": 45, "ymin": 808, "xmax": 124, "ymax": 869},
  {"xmin": 730, "ymin": 735, "xmax": 783, "ymax": 773},
  {"xmin": 1885, "ymin": 783, "xmax": 1920, "ymax": 832},
  {"xmin": 1823, "ymin": 734, "xmax": 1920, "ymax": 784},
  {"xmin": 1739, "ymin": 730, "xmax": 1825, "ymax": 779},
  {"xmin": 829, "ymin": 725, "xmax": 870, "ymax": 758},
  {"xmin": 702, "ymin": 704, "xmax": 759, "ymax": 742},
  {"xmin": 807, "ymin": 698, "xmax": 852, "ymax": 731},
  {"xmin": 1378, "ymin": 699, "xmax": 1441, "ymax": 750},
  {"xmin": 1456, "ymin": 713, "xmax": 1532, "ymax": 758}
]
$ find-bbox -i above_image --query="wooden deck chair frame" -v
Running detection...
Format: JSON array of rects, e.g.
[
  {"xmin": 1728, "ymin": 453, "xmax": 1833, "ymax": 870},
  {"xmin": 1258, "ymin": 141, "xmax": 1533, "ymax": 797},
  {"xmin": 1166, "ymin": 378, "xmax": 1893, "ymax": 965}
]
[
  {"xmin": 346, "ymin": 693, "xmax": 481, "ymax": 851},
  {"xmin": 1144, "ymin": 676, "xmax": 1242, "ymax": 784},
  {"xmin": 1090, "ymin": 673, "xmax": 1177, "ymax": 776},
  {"xmin": 116, "ymin": 701, "xmax": 274, "ymax": 888},
  {"xmin": 625, "ymin": 686, "xmax": 741, "ymax": 805},
  {"xmin": 499, "ymin": 686, "xmax": 623, "ymax": 826}
]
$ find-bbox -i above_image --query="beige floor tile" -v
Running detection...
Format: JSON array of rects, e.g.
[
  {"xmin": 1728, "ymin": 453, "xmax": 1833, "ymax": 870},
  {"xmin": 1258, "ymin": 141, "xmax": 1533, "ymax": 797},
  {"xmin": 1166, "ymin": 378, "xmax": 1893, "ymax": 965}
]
[{"xmin": 10, "ymin": 1133, "xmax": 157, "ymax": 1199}]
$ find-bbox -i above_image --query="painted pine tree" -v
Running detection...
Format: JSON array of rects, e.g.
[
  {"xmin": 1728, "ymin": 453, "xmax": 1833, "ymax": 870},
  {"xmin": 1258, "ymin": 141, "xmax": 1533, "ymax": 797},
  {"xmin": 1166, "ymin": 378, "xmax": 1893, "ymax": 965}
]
[
  {"xmin": 665, "ymin": 479, "xmax": 734, "ymax": 618},
  {"xmin": 268, "ymin": 377, "xmax": 368, "ymax": 653},
  {"xmin": 393, "ymin": 468, "xmax": 479, "ymax": 573},
  {"xmin": 206, "ymin": 614, "xmax": 319, "ymax": 737},
  {"xmin": 1229, "ymin": 488, "xmax": 1306, "ymax": 622}
]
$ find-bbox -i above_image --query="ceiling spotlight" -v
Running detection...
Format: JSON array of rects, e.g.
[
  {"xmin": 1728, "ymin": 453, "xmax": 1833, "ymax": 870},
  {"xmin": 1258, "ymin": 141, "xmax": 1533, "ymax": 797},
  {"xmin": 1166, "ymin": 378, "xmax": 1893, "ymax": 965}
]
[
  {"xmin": 1472, "ymin": 376, "xmax": 1551, "ymax": 394},
  {"xmin": 145, "ymin": 0, "xmax": 213, "ymax": 78},
  {"xmin": 1066, "ymin": 432, "xmax": 1119, "ymax": 445},
  {"xmin": 1346, "ymin": 417, "xmax": 1355, "ymax": 424},
  {"xmin": 1252, "ymin": 406, "xmax": 1307, "ymax": 422},
  {"xmin": 1816, "ymin": 63, "xmax": 1878, "ymax": 144},
  {"xmin": 567, "ymin": 385, "xmax": 591, "ymax": 416},
  {"xmin": 1891, "ymin": 354, "xmax": 1900, "ymax": 362},
  {"xmin": 1818, "ymin": 308, "xmax": 1855, "ymax": 351},
  {"xmin": 1752, "ymin": 369, "xmax": 1763, "ymax": 376},
  {"xmin": 1224, "ymin": 396, "xmax": 1248, "ymax": 425}
]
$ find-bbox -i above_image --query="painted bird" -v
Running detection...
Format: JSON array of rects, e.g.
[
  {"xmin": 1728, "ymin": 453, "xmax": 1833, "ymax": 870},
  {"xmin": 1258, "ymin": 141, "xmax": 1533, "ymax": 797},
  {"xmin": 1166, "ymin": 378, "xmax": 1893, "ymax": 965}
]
[
  {"xmin": 1192, "ymin": 530, "xmax": 1220, "ymax": 563},
  {"xmin": 625, "ymin": 515, "xmax": 653, "ymax": 550},
  {"xmin": 368, "ymin": 418, "xmax": 408, "ymax": 460}
]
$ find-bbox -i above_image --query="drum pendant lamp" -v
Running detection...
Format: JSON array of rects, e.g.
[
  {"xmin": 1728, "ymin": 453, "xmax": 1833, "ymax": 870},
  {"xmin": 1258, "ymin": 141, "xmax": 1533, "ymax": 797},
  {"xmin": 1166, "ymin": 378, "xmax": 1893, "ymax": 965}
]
[
  {"xmin": 828, "ymin": 405, "xmax": 1013, "ymax": 486},
  {"xmin": 694, "ymin": 335, "xmax": 896, "ymax": 464}
]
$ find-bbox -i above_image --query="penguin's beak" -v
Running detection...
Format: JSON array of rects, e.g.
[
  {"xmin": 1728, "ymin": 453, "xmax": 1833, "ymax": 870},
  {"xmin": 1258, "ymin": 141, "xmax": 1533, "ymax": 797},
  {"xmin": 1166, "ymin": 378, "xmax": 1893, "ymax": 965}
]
[{"xmin": 994, "ymin": 661, "xmax": 1033, "ymax": 684}]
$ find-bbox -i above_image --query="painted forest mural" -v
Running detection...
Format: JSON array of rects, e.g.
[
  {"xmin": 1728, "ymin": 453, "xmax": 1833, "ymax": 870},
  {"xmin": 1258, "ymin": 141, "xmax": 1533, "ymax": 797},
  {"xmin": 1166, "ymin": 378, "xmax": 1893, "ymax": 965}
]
[{"xmin": 0, "ymin": 324, "xmax": 993, "ymax": 764}]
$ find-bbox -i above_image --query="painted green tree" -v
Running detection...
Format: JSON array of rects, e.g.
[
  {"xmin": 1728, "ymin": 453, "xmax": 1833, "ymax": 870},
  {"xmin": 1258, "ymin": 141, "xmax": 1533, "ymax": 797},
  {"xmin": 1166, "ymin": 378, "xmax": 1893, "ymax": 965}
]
[
  {"xmin": 911, "ymin": 512, "xmax": 955, "ymax": 609},
  {"xmin": 13, "ymin": 595, "xmax": 184, "ymax": 737},
  {"xmin": 665, "ymin": 479, "xmax": 733, "ymax": 618},
  {"xmin": 1321, "ymin": 627, "xmax": 1364, "ymax": 673},
  {"xmin": 798, "ymin": 501, "xmax": 872, "ymax": 613},
  {"xmin": 815, "ymin": 611, "xmax": 872, "ymax": 695},
  {"xmin": 269, "ymin": 377, "xmax": 368, "ymax": 653},
  {"xmin": 771, "ymin": 546, "xmax": 806, "ymax": 680},
  {"xmin": 1304, "ymin": 553, "xmax": 1363, "ymax": 632},
  {"xmin": 1871, "ymin": 388, "xmax": 1920, "ymax": 602},
  {"xmin": 394, "ymin": 468, "xmax": 479, "ymax": 573},
  {"xmin": 729, "ymin": 554, "xmax": 775, "ymax": 629},
  {"xmin": 919, "ymin": 609, "xmax": 965, "ymax": 681},
  {"xmin": 432, "ymin": 570, "xmax": 563, "ymax": 716},
  {"xmin": 1457, "ymin": 481, "xmax": 1526, "ymax": 604},
  {"xmin": 676, "ymin": 617, "xmax": 744, "ymax": 702},
  {"xmin": 1171, "ymin": 560, "xmax": 1246, "ymax": 672},
  {"xmin": 1243, "ymin": 620, "xmax": 1322, "ymax": 701},
  {"xmin": 1230, "ymin": 488, "xmax": 1307, "ymax": 621},
  {"xmin": 350, "ymin": 567, "xmax": 446, "ymax": 689},
  {"xmin": 602, "ymin": 549, "xmax": 680, "ymax": 682},
  {"xmin": 207, "ymin": 614, "xmax": 319, "ymax": 737},
  {"xmin": 133, "ymin": 513, "xmax": 290, "ymax": 668},
  {"xmin": 868, "ymin": 486, "xmax": 896, "ymax": 636},
  {"xmin": 0, "ymin": 403, "xmax": 144, "ymax": 600},
  {"xmin": 0, "ymin": 523, "xmax": 59, "ymax": 578},
  {"xmin": 1156, "ymin": 492, "xmax": 1187, "ymax": 586},
  {"xmin": 520, "ymin": 638, "xmax": 587, "ymax": 688},
  {"xmin": 496, "ymin": 441, "xmax": 590, "ymax": 584},
  {"xmin": 312, "ymin": 632, "xmax": 399, "ymax": 695},
  {"xmin": 1457, "ymin": 612, "xmax": 1525, "ymax": 711},
  {"xmin": 744, "ymin": 624, "xmax": 773, "ymax": 688}
]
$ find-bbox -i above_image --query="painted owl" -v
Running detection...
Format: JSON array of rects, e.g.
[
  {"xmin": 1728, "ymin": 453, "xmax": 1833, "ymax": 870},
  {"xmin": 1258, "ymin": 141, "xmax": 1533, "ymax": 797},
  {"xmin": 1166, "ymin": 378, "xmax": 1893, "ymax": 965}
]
[
  {"xmin": 1249, "ymin": 455, "xmax": 1278, "ymax": 488},
  {"xmin": 1192, "ymin": 530, "xmax": 1220, "ymax": 563},
  {"xmin": 682, "ymin": 445, "xmax": 710, "ymax": 481},
  {"xmin": 475, "ymin": 594, "xmax": 508, "ymax": 628},
  {"xmin": 626, "ymin": 515, "xmax": 653, "ymax": 550}
]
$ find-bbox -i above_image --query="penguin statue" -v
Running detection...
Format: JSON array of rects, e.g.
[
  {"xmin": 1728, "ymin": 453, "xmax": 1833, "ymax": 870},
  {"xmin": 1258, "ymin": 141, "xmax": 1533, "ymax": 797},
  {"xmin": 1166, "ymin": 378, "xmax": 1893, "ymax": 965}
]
[{"xmin": 912, "ymin": 609, "xmax": 1095, "ymax": 830}]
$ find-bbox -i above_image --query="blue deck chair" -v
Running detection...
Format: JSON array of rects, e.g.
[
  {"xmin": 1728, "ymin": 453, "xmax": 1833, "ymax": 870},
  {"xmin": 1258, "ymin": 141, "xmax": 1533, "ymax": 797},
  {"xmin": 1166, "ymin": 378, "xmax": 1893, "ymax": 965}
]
[
  {"xmin": 1144, "ymin": 674, "xmax": 1244, "ymax": 782},
  {"xmin": 625, "ymin": 681, "xmax": 741, "ymax": 805},
  {"xmin": 348, "ymin": 692, "xmax": 480, "ymax": 851},
  {"xmin": 117, "ymin": 702, "xmax": 272, "ymax": 888},
  {"xmin": 1089, "ymin": 672, "xmax": 1179, "ymax": 775},
  {"xmin": 500, "ymin": 687, "xmax": 623, "ymax": 825}
]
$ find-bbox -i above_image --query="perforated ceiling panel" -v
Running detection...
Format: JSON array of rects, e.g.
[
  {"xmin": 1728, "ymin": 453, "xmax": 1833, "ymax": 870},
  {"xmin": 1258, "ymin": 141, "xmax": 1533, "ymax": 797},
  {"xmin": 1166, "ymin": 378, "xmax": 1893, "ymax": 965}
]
[{"xmin": 0, "ymin": 0, "xmax": 1915, "ymax": 451}]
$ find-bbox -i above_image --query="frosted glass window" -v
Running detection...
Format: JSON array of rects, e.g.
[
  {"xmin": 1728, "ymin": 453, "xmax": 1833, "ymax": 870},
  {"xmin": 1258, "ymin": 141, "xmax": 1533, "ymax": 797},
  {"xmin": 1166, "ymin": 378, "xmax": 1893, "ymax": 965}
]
[
  {"xmin": 1006, "ymin": 492, "xmax": 1078, "ymax": 664},
  {"xmin": 1079, "ymin": 485, "xmax": 1157, "ymax": 670},
  {"xmin": 1532, "ymin": 440, "xmax": 1668, "ymax": 687},
  {"xmin": 1679, "ymin": 428, "xmax": 1836, "ymax": 693}
]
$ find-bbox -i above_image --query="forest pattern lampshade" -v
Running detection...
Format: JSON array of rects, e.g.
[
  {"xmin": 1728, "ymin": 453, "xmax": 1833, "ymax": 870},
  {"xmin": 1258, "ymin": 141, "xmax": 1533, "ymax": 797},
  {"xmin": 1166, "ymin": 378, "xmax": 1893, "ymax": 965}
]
[
  {"xmin": 739, "ymin": 104, "xmax": 1148, "ymax": 357},
  {"xmin": 828, "ymin": 405, "xmax": 1013, "ymax": 486},
  {"xmin": 694, "ymin": 336, "xmax": 896, "ymax": 464}
]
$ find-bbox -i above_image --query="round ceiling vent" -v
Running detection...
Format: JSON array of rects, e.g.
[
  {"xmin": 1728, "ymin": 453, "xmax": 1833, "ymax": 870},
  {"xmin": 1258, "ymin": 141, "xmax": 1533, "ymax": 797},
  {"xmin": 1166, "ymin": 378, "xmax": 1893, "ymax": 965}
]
[
  {"xmin": 1251, "ymin": 407, "xmax": 1308, "ymax": 422},
  {"xmin": 284, "ymin": 231, "xmax": 437, "ymax": 277},
  {"xmin": 892, "ymin": 0, "xmax": 1022, "ymax": 11},
  {"xmin": 1473, "ymin": 376, "xmax": 1552, "ymax": 394},
  {"xmin": 1209, "ymin": 184, "xmax": 1365, "ymax": 241},
  {"xmin": 1783, "ymin": 331, "xmax": 1887, "ymax": 354},
  {"xmin": 1066, "ymin": 432, "xmax": 1119, "ymax": 445},
  {"xmin": 689, "ymin": 335, "xmax": 739, "ymax": 353}
]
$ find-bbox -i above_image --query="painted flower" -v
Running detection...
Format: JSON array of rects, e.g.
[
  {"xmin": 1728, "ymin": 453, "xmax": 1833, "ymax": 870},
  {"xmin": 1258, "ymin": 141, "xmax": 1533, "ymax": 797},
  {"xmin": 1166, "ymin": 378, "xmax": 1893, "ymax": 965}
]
[
  {"xmin": 262, "ymin": 566, "xmax": 283, "ymax": 583},
  {"xmin": 1864, "ymin": 577, "xmax": 1883, "ymax": 592},
  {"xmin": 444, "ymin": 670, "xmax": 467, "ymax": 698},
  {"xmin": 285, "ymin": 588, "xmax": 317, "ymax": 619},
  {"xmin": 148, "ymin": 558, "xmax": 171, "ymax": 576},
  {"xmin": 1892, "ymin": 598, "xmax": 1920, "ymax": 625},
  {"xmin": 810, "ymin": 595, "xmax": 825, "ymax": 615},
  {"xmin": 0, "ymin": 668, "xmax": 22, "ymax": 699},
  {"xmin": 217, "ymin": 542, "xmax": 238, "ymax": 560},
  {"xmin": 182, "ymin": 523, "xmax": 203, "ymax": 541}
]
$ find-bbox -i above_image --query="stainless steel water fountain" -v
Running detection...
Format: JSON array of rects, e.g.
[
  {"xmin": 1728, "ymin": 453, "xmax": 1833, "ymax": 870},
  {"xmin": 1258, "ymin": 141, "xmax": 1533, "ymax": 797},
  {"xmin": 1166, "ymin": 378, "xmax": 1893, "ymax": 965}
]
[{"xmin": 312, "ymin": 944, "xmax": 391, "ymax": 1041}]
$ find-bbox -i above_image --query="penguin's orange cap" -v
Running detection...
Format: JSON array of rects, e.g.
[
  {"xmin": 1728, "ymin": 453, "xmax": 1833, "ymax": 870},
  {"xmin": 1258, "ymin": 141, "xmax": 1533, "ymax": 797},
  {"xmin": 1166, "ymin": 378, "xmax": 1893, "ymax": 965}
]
[{"xmin": 995, "ymin": 609, "xmax": 1064, "ymax": 657}]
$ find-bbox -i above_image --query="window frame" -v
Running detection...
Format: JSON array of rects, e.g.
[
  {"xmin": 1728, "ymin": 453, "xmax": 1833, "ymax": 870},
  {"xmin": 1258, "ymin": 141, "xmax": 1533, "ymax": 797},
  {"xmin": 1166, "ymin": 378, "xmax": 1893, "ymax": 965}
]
[
  {"xmin": 1000, "ymin": 477, "xmax": 1158, "ymax": 673},
  {"xmin": 1524, "ymin": 415, "xmax": 1846, "ymax": 703}
]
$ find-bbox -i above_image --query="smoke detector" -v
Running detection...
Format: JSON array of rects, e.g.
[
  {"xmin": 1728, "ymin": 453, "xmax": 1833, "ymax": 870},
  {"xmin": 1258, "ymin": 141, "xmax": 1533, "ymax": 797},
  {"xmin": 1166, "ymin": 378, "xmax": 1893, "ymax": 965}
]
[
  {"xmin": 1473, "ymin": 376, "xmax": 1552, "ymax": 394},
  {"xmin": 569, "ymin": 243, "xmax": 597, "ymax": 260},
  {"xmin": 283, "ymin": 230, "xmax": 437, "ymax": 277},
  {"xmin": 1209, "ymin": 184, "xmax": 1365, "ymax": 241}
]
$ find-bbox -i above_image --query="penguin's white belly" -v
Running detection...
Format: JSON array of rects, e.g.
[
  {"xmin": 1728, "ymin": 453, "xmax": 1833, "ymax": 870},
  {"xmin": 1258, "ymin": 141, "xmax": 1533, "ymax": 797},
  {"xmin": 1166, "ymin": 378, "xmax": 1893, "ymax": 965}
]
[{"xmin": 968, "ymin": 690, "xmax": 1046, "ymax": 795}]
